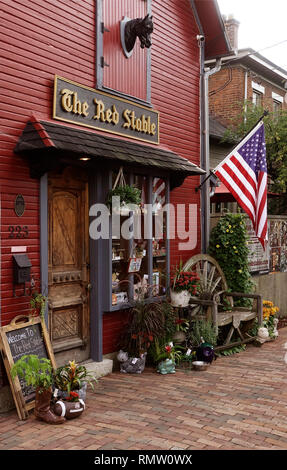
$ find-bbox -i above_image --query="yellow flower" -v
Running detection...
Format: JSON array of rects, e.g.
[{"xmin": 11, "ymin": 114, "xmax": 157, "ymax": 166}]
[
  {"xmin": 238, "ymin": 269, "xmax": 242, "ymax": 273},
  {"xmin": 69, "ymin": 360, "xmax": 77, "ymax": 372},
  {"xmin": 233, "ymin": 246, "xmax": 237, "ymax": 249},
  {"xmin": 226, "ymin": 229, "xmax": 229, "ymax": 232},
  {"xmin": 216, "ymin": 244, "xmax": 220, "ymax": 248}
]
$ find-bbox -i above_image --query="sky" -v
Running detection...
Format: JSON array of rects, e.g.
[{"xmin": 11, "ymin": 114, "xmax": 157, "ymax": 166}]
[{"xmin": 217, "ymin": 0, "xmax": 287, "ymax": 70}]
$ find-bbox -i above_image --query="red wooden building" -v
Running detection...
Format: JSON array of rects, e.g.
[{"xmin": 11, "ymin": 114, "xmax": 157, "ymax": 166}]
[{"xmin": 0, "ymin": 0, "xmax": 230, "ymax": 407}]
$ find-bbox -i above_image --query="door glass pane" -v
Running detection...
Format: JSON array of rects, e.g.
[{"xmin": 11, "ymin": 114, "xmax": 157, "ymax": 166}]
[
  {"xmin": 152, "ymin": 177, "xmax": 167, "ymax": 296},
  {"xmin": 111, "ymin": 170, "xmax": 131, "ymax": 306},
  {"xmin": 132, "ymin": 175, "xmax": 149, "ymax": 300}
]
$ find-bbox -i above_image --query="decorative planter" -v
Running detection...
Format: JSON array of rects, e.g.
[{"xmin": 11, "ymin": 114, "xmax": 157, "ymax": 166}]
[
  {"xmin": 170, "ymin": 289, "xmax": 191, "ymax": 307},
  {"xmin": 117, "ymin": 350, "xmax": 147, "ymax": 374},
  {"xmin": 157, "ymin": 358, "xmax": 176, "ymax": 375},
  {"xmin": 53, "ymin": 383, "xmax": 88, "ymax": 402},
  {"xmin": 53, "ymin": 399, "xmax": 86, "ymax": 420}
]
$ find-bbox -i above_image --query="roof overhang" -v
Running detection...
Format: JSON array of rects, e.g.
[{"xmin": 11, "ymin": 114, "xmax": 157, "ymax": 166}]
[
  {"xmin": 206, "ymin": 48, "xmax": 287, "ymax": 89},
  {"xmin": 192, "ymin": 0, "xmax": 232, "ymax": 60},
  {"xmin": 14, "ymin": 117, "xmax": 205, "ymax": 190}
]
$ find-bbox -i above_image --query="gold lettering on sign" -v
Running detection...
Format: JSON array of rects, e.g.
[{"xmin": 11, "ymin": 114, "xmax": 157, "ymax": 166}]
[
  {"xmin": 123, "ymin": 109, "xmax": 156, "ymax": 135},
  {"xmin": 93, "ymin": 99, "xmax": 119, "ymax": 125},
  {"xmin": 61, "ymin": 89, "xmax": 89, "ymax": 117}
]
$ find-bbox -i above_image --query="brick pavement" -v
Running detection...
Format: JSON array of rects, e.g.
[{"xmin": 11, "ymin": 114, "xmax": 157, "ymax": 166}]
[{"xmin": 1, "ymin": 328, "xmax": 287, "ymax": 450}]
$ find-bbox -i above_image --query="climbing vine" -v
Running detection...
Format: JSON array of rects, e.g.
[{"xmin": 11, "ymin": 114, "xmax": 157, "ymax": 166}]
[{"xmin": 208, "ymin": 213, "xmax": 254, "ymax": 306}]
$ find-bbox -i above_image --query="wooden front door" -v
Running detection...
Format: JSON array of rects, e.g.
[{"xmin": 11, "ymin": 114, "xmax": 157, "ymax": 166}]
[{"xmin": 48, "ymin": 167, "xmax": 90, "ymax": 364}]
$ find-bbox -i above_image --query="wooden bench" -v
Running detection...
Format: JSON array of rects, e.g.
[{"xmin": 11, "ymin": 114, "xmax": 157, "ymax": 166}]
[{"xmin": 183, "ymin": 254, "xmax": 263, "ymax": 351}]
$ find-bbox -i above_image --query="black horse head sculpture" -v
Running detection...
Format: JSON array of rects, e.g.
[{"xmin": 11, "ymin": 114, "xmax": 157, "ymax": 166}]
[{"xmin": 124, "ymin": 14, "xmax": 154, "ymax": 54}]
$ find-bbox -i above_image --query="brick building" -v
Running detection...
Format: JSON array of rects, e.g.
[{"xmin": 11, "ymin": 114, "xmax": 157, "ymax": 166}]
[
  {"xmin": 207, "ymin": 15, "xmax": 287, "ymax": 211},
  {"xmin": 0, "ymin": 0, "xmax": 230, "ymax": 411},
  {"xmin": 209, "ymin": 15, "xmax": 287, "ymax": 129},
  {"xmin": 206, "ymin": 16, "xmax": 287, "ymax": 319}
]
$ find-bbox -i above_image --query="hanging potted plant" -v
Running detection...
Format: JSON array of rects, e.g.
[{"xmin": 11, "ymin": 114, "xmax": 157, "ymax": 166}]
[
  {"xmin": 170, "ymin": 264, "xmax": 199, "ymax": 307},
  {"xmin": 30, "ymin": 291, "xmax": 47, "ymax": 320},
  {"xmin": 11, "ymin": 354, "xmax": 65, "ymax": 425},
  {"xmin": 106, "ymin": 167, "xmax": 141, "ymax": 215}
]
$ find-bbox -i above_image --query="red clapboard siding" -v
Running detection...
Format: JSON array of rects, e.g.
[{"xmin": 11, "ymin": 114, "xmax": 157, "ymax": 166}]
[
  {"xmin": 102, "ymin": 0, "xmax": 202, "ymax": 351},
  {"xmin": 0, "ymin": 0, "xmax": 96, "ymax": 328},
  {"xmin": 151, "ymin": 0, "xmax": 201, "ymax": 267},
  {"xmin": 0, "ymin": 1, "xmax": 201, "ymax": 356},
  {"xmin": 103, "ymin": 0, "xmax": 147, "ymax": 100}
]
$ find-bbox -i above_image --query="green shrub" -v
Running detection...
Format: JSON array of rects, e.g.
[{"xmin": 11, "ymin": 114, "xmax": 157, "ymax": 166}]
[
  {"xmin": 189, "ymin": 318, "xmax": 217, "ymax": 347},
  {"xmin": 208, "ymin": 213, "xmax": 254, "ymax": 307}
]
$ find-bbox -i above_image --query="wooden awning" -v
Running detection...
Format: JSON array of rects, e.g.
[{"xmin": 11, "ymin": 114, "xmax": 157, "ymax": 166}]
[{"xmin": 14, "ymin": 117, "xmax": 205, "ymax": 189}]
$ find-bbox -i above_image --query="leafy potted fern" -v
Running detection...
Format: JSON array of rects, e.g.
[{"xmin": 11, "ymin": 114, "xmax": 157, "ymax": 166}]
[
  {"xmin": 107, "ymin": 166, "xmax": 141, "ymax": 214},
  {"xmin": 106, "ymin": 184, "xmax": 141, "ymax": 214},
  {"xmin": 11, "ymin": 354, "xmax": 65, "ymax": 424}
]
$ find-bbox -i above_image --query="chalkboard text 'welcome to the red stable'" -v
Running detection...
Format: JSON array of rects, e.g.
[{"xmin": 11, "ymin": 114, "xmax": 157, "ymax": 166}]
[{"xmin": 53, "ymin": 76, "xmax": 159, "ymax": 144}]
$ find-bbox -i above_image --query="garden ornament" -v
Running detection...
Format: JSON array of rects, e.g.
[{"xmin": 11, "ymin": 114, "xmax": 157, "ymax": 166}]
[
  {"xmin": 157, "ymin": 358, "xmax": 176, "ymax": 375},
  {"xmin": 273, "ymin": 318, "xmax": 279, "ymax": 338},
  {"xmin": 258, "ymin": 326, "xmax": 269, "ymax": 340},
  {"xmin": 117, "ymin": 350, "xmax": 147, "ymax": 374},
  {"xmin": 196, "ymin": 344, "xmax": 215, "ymax": 364},
  {"xmin": 34, "ymin": 388, "xmax": 66, "ymax": 425},
  {"xmin": 54, "ymin": 399, "xmax": 85, "ymax": 420}
]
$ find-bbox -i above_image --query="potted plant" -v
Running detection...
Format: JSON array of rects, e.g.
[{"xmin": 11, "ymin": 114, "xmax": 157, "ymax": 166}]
[
  {"xmin": 106, "ymin": 184, "xmax": 141, "ymax": 214},
  {"xmin": 53, "ymin": 360, "xmax": 97, "ymax": 401},
  {"xmin": 173, "ymin": 317, "xmax": 189, "ymax": 344},
  {"xmin": 170, "ymin": 264, "xmax": 199, "ymax": 307},
  {"xmin": 30, "ymin": 291, "xmax": 47, "ymax": 320},
  {"xmin": 189, "ymin": 318, "xmax": 217, "ymax": 364},
  {"xmin": 118, "ymin": 299, "xmax": 165, "ymax": 372},
  {"xmin": 156, "ymin": 343, "xmax": 182, "ymax": 374},
  {"xmin": 11, "ymin": 354, "xmax": 65, "ymax": 424}
]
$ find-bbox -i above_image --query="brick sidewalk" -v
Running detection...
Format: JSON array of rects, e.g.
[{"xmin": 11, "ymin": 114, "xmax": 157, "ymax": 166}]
[{"xmin": 1, "ymin": 328, "xmax": 287, "ymax": 450}]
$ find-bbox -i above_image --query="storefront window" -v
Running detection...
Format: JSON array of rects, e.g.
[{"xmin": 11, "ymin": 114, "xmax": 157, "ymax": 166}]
[
  {"xmin": 152, "ymin": 177, "xmax": 167, "ymax": 296},
  {"xmin": 110, "ymin": 172, "xmax": 168, "ymax": 308}
]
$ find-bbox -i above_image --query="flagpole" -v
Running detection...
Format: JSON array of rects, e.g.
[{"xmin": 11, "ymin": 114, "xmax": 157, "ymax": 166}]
[{"xmin": 195, "ymin": 109, "xmax": 269, "ymax": 192}]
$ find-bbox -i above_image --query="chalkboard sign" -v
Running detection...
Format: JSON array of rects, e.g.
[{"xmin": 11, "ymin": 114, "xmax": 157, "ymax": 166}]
[{"xmin": 0, "ymin": 315, "xmax": 56, "ymax": 420}]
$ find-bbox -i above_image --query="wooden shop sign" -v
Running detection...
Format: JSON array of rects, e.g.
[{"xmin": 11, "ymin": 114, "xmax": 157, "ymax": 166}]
[
  {"xmin": 53, "ymin": 75, "xmax": 159, "ymax": 144},
  {"xmin": 0, "ymin": 315, "xmax": 56, "ymax": 420}
]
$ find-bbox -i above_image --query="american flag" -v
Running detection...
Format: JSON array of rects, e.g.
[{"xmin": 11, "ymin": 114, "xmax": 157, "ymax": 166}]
[{"xmin": 214, "ymin": 121, "xmax": 268, "ymax": 249}]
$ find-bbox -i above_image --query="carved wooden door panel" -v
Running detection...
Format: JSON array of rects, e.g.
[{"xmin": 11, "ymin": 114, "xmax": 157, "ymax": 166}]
[{"xmin": 48, "ymin": 167, "xmax": 90, "ymax": 363}]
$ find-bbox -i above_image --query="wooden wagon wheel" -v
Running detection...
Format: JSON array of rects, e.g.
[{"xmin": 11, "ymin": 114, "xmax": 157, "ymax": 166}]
[{"xmin": 183, "ymin": 254, "xmax": 229, "ymax": 317}]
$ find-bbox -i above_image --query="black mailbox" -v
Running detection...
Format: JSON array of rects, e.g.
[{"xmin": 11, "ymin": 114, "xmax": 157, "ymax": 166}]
[{"xmin": 13, "ymin": 254, "xmax": 32, "ymax": 284}]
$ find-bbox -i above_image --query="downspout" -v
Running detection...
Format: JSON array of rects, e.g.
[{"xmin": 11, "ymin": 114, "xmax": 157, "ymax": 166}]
[
  {"xmin": 190, "ymin": 0, "xmax": 223, "ymax": 253},
  {"xmin": 244, "ymin": 70, "xmax": 248, "ymax": 123},
  {"xmin": 201, "ymin": 54, "xmax": 222, "ymax": 253},
  {"xmin": 200, "ymin": 58, "xmax": 221, "ymax": 253}
]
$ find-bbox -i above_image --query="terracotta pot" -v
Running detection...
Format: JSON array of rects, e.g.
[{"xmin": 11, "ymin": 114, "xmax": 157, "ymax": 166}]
[{"xmin": 170, "ymin": 289, "xmax": 191, "ymax": 307}]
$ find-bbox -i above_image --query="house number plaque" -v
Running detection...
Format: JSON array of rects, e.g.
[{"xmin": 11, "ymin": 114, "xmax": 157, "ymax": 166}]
[{"xmin": 8, "ymin": 226, "xmax": 29, "ymax": 239}]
